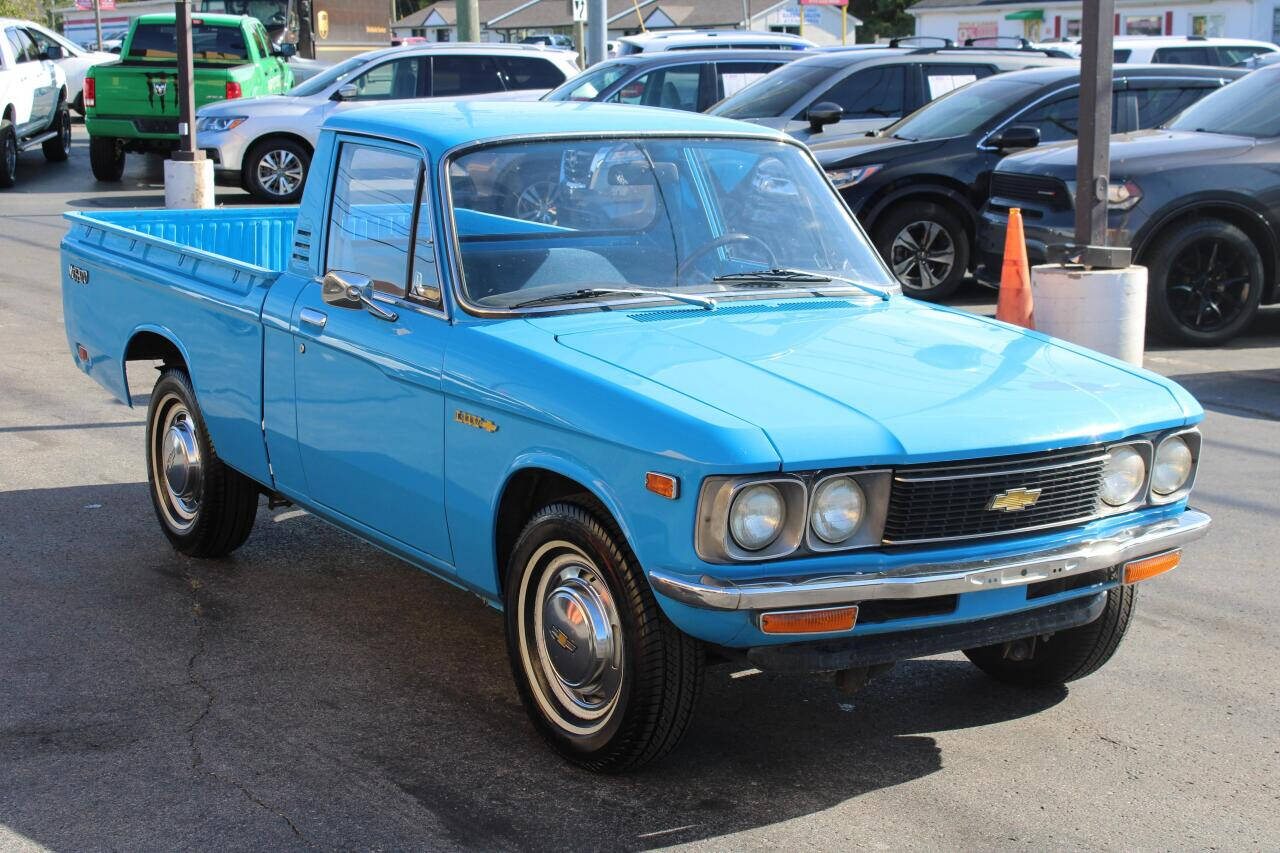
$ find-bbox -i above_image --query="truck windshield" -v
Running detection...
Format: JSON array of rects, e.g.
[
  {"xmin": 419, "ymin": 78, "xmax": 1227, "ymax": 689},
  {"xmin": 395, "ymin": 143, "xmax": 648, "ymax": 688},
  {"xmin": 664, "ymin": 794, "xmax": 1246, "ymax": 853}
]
[
  {"xmin": 1166, "ymin": 67, "xmax": 1280, "ymax": 137},
  {"xmin": 446, "ymin": 137, "xmax": 896, "ymax": 309},
  {"xmin": 127, "ymin": 22, "xmax": 249, "ymax": 62}
]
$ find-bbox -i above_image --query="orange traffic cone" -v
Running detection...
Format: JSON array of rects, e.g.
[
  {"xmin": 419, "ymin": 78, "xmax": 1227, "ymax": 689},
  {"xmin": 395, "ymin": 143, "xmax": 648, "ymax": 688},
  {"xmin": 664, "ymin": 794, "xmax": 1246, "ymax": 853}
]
[{"xmin": 996, "ymin": 207, "xmax": 1034, "ymax": 329}]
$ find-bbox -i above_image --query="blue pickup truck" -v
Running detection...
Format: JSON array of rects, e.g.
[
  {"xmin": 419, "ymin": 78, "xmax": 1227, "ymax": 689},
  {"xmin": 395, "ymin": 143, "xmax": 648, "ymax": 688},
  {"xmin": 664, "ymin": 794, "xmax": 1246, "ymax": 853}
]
[{"xmin": 61, "ymin": 102, "xmax": 1210, "ymax": 772}]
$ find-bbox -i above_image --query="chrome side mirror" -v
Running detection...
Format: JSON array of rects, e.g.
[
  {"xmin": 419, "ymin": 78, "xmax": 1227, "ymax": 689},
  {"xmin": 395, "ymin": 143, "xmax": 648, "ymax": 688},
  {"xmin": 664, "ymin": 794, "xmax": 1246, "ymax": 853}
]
[
  {"xmin": 334, "ymin": 83, "xmax": 359, "ymax": 101},
  {"xmin": 322, "ymin": 271, "xmax": 398, "ymax": 321}
]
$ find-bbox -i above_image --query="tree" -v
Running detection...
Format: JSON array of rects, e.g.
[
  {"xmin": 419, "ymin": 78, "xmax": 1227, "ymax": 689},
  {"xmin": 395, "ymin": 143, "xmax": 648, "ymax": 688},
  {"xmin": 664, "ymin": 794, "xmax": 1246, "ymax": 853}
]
[
  {"xmin": 849, "ymin": 0, "xmax": 915, "ymax": 43},
  {"xmin": 0, "ymin": 0, "xmax": 42, "ymax": 20}
]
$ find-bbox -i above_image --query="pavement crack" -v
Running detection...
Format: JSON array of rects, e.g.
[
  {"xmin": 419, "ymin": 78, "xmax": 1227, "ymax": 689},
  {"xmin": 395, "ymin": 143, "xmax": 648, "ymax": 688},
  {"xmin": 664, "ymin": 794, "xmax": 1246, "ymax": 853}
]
[{"xmin": 181, "ymin": 568, "xmax": 313, "ymax": 847}]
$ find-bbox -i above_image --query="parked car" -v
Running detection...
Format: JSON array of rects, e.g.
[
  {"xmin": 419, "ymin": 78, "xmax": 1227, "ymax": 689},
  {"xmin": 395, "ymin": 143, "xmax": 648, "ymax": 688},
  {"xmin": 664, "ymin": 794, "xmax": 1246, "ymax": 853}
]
[
  {"xmin": 615, "ymin": 29, "xmax": 815, "ymax": 54},
  {"xmin": 1, "ymin": 17, "xmax": 115, "ymax": 114},
  {"xmin": 520, "ymin": 33, "xmax": 575, "ymax": 50},
  {"xmin": 978, "ymin": 65, "xmax": 1280, "ymax": 345},
  {"xmin": 543, "ymin": 48, "xmax": 805, "ymax": 112},
  {"xmin": 810, "ymin": 64, "xmax": 1243, "ymax": 299},
  {"xmin": 707, "ymin": 45, "xmax": 1075, "ymax": 143},
  {"xmin": 0, "ymin": 20, "xmax": 72, "ymax": 187},
  {"xmin": 85, "ymin": 13, "xmax": 295, "ymax": 182},
  {"xmin": 61, "ymin": 100, "xmax": 1210, "ymax": 771},
  {"xmin": 197, "ymin": 43, "xmax": 580, "ymax": 201},
  {"xmin": 1048, "ymin": 35, "xmax": 1278, "ymax": 67}
]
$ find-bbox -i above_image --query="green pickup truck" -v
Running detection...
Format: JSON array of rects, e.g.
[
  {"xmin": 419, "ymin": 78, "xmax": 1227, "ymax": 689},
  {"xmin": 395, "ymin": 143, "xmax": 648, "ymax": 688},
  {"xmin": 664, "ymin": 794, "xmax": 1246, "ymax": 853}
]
[{"xmin": 84, "ymin": 13, "xmax": 294, "ymax": 181}]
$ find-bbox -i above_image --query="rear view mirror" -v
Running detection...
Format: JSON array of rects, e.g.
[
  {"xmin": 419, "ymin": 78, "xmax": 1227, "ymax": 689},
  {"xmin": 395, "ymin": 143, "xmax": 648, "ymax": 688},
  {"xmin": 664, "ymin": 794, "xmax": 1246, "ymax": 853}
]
[
  {"xmin": 807, "ymin": 101, "xmax": 843, "ymax": 134},
  {"xmin": 990, "ymin": 125, "xmax": 1041, "ymax": 150}
]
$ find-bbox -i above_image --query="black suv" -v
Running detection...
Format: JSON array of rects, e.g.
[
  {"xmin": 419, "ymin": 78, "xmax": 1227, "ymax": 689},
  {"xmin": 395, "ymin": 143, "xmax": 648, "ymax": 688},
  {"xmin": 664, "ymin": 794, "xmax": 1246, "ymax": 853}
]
[
  {"xmin": 810, "ymin": 64, "xmax": 1242, "ymax": 299},
  {"xmin": 707, "ymin": 45, "xmax": 1074, "ymax": 142},
  {"xmin": 542, "ymin": 49, "xmax": 804, "ymax": 112},
  {"xmin": 979, "ymin": 65, "xmax": 1280, "ymax": 346}
]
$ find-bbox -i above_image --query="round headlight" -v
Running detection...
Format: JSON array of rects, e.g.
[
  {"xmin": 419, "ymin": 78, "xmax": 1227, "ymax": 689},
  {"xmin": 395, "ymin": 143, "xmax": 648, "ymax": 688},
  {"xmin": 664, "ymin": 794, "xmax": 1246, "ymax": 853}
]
[
  {"xmin": 1152, "ymin": 436, "xmax": 1193, "ymax": 495},
  {"xmin": 729, "ymin": 484, "xmax": 785, "ymax": 551},
  {"xmin": 1100, "ymin": 445, "xmax": 1146, "ymax": 507},
  {"xmin": 810, "ymin": 476, "xmax": 865, "ymax": 544}
]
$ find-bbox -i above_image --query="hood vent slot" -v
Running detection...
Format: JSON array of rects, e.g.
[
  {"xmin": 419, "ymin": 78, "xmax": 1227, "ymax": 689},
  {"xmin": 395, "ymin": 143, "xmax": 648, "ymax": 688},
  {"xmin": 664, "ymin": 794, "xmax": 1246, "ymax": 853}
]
[{"xmin": 628, "ymin": 299, "xmax": 859, "ymax": 323}]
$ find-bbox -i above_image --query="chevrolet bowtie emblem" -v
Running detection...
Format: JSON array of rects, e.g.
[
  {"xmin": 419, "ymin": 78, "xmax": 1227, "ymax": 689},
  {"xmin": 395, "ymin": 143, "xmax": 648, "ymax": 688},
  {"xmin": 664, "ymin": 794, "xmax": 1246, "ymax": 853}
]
[{"xmin": 987, "ymin": 487, "xmax": 1042, "ymax": 512}]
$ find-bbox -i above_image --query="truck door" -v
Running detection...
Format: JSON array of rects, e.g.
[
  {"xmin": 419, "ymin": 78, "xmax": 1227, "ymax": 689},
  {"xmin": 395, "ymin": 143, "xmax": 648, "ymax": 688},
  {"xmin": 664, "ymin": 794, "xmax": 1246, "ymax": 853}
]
[
  {"xmin": 4, "ymin": 27, "xmax": 48, "ymax": 131},
  {"xmin": 291, "ymin": 136, "xmax": 454, "ymax": 566}
]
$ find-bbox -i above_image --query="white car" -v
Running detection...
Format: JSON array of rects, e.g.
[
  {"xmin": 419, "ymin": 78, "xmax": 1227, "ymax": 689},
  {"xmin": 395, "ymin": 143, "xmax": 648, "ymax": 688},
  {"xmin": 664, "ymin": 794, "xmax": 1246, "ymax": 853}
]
[
  {"xmin": 614, "ymin": 30, "xmax": 816, "ymax": 54},
  {"xmin": 196, "ymin": 43, "xmax": 581, "ymax": 202},
  {"xmin": 1, "ymin": 19, "xmax": 72, "ymax": 187},
  {"xmin": 1040, "ymin": 36, "xmax": 1278, "ymax": 67},
  {"xmin": 1, "ymin": 17, "xmax": 114, "ymax": 114}
]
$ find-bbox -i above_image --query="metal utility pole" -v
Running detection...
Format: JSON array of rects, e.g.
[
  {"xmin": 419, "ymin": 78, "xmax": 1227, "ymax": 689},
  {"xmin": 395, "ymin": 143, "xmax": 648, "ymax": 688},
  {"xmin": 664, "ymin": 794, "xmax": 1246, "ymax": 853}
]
[
  {"xmin": 586, "ymin": 0, "xmax": 606, "ymax": 65},
  {"xmin": 741, "ymin": 0, "xmax": 750, "ymax": 30},
  {"xmin": 172, "ymin": 0, "xmax": 201, "ymax": 162},
  {"xmin": 456, "ymin": 0, "xmax": 480, "ymax": 42},
  {"xmin": 94, "ymin": 0, "xmax": 103, "ymax": 52}
]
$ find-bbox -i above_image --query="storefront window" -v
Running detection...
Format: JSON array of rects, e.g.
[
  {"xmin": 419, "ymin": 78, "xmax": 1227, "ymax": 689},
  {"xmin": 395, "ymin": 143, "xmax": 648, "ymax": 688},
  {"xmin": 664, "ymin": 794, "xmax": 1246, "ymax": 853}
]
[
  {"xmin": 1190, "ymin": 14, "xmax": 1224, "ymax": 36},
  {"xmin": 1124, "ymin": 15, "xmax": 1163, "ymax": 35}
]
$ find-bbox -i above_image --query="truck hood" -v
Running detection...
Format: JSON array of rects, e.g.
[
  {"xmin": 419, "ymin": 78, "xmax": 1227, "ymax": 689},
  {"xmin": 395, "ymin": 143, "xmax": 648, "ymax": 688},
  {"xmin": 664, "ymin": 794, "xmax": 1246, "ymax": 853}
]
[
  {"xmin": 534, "ymin": 298, "xmax": 1196, "ymax": 468},
  {"xmin": 998, "ymin": 129, "xmax": 1257, "ymax": 177}
]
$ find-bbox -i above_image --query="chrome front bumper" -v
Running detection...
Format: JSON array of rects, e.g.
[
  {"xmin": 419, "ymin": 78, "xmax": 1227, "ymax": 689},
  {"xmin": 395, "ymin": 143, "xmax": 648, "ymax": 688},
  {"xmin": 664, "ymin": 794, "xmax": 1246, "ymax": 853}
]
[{"xmin": 649, "ymin": 510, "xmax": 1210, "ymax": 611}]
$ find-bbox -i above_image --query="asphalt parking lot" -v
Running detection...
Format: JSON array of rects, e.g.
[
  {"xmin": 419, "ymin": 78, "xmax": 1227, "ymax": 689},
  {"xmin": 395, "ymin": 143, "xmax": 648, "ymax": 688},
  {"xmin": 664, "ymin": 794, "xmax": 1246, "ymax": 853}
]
[{"xmin": 2, "ymin": 124, "xmax": 1278, "ymax": 851}]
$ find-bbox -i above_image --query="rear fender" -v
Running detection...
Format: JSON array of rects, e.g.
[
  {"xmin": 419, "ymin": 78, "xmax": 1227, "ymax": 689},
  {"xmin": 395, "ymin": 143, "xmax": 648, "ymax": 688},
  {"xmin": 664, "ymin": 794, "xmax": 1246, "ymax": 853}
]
[{"xmin": 120, "ymin": 323, "xmax": 197, "ymax": 408}]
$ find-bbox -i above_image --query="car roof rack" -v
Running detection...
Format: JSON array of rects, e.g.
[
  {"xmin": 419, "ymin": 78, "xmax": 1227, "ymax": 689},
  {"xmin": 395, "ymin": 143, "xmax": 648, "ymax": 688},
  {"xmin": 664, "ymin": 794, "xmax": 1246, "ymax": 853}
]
[
  {"xmin": 889, "ymin": 36, "xmax": 953, "ymax": 48},
  {"xmin": 908, "ymin": 41, "xmax": 1074, "ymax": 58}
]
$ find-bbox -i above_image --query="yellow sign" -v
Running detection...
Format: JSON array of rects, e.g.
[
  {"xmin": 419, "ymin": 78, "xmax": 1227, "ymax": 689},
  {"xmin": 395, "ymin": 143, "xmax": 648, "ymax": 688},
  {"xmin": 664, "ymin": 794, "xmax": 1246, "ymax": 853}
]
[
  {"xmin": 987, "ymin": 487, "xmax": 1042, "ymax": 512},
  {"xmin": 316, "ymin": 10, "xmax": 329, "ymax": 39}
]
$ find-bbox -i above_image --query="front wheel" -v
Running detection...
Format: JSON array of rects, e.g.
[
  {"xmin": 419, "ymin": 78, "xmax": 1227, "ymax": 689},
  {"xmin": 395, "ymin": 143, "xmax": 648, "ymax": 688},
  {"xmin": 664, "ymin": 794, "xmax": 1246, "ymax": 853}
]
[
  {"xmin": 146, "ymin": 368, "xmax": 260, "ymax": 557},
  {"xmin": 964, "ymin": 586, "xmax": 1136, "ymax": 687},
  {"xmin": 0, "ymin": 121, "xmax": 16, "ymax": 188},
  {"xmin": 873, "ymin": 201, "xmax": 970, "ymax": 301},
  {"xmin": 89, "ymin": 135, "xmax": 125, "ymax": 182},
  {"xmin": 244, "ymin": 137, "xmax": 310, "ymax": 202},
  {"xmin": 1146, "ymin": 218, "xmax": 1263, "ymax": 346},
  {"xmin": 505, "ymin": 500, "xmax": 704, "ymax": 772},
  {"xmin": 43, "ymin": 105, "xmax": 71, "ymax": 162}
]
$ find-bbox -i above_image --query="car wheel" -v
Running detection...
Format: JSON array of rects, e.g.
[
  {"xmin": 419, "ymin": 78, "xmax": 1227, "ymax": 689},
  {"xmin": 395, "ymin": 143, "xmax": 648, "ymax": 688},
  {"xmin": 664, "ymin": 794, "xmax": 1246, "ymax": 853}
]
[
  {"xmin": 500, "ymin": 162, "xmax": 561, "ymax": 225},
  {"xmin": 505, "ymin": 499, "xmax": 704, "ymax": 772},
  {"xmin": 43, "ymin": 104, "xmax": 72, "ymax": 162},
  {"xmin": 0, "ymin": 121, "xmax": 16, "ymax": 189},
  {"xmin": 245, "ymin": 138, "xmax": 309, "ymax": 203},
  {"xmin": 873, "ymin": 202, "xmax": 970, "ymax": 301},
  {"xmin": 1146, "ymin": 218, "xmax": 1264, "ymax": 346},
  {"xmin": 146, "ymin": 368, "xmax": 260, "ymax": 557},
  {"xmin": 89, "ymin": 135, "xmax": 125, "ymax": 182},
  {"xmin": 964, "ymin": 586, "xmax": 1135, "ymax": 687}
]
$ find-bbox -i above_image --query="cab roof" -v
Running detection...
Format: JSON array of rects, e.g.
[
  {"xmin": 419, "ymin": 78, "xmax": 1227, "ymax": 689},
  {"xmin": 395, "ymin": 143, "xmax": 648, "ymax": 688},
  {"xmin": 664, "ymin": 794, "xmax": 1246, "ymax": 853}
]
[
  {"xmin": 321, "ymin": 100, "xmax": 785, "ymax": 157},
  {"xmin": 134, "ymin": 12, "xmax": 247, "ymax": 26}
]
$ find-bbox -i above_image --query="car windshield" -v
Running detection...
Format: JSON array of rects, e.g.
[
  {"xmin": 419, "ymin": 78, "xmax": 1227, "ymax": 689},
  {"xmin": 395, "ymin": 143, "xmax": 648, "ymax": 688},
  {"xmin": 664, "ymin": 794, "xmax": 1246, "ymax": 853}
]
[
  {"xmin": 710, "ymin": 62, "xmax": 837, "ymax": 118},
  {"xmin": 885, "ymin": 77, "xmax": 1044, "ymax": 140},
  {"xmin": 544, "ymin": 63, "xmax": 627, "ymax": 101},
  {"xmin": 289, "ymin": 54, "xmax": 369, "ymax": 96},
  {"xmin": 1166, "ymin": 67, "xmax": 1280, "ymax": 137},
  {"xmin": 126, "ymin": 22, "xmax": 249, "ymax": 62},
  {"xmin": 446, "ymin": 137, "xmax": 896, "ymax": 309}
]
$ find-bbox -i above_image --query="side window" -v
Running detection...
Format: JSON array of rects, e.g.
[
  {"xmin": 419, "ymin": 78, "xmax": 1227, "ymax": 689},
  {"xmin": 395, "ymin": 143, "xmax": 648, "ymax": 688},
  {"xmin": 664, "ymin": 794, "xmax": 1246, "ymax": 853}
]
[
  {"xmin": 410, "ymin": 196, "xmax": 441, "ymax": 307},
  {"xmin": 1014, "ymin": 94, "xmax": 1081, "ymax": 143},
  {"xmin": 1129, "ymin": 85, "xmax": 1210, "ymax": 128},
  {"xmin": 495, "ymin": 56, "xmax": 566, "ymax": 90},
  {"xmin": 251, "ymin": 25, "xmax": 270, "ymax": 60},
  {"xmin": 716, "ymin": 61, "xmax": 781, "ymax": 100},
  {"xmin": 6, "ymin": 27, "xmax": 37, "ymax": 63},
  {"xmin": 1218, "ymin": 45, "xmax": 1269, "ymax": 65},
  {"xmin": 923, "ymin": 64, "xmax": 990, "ymax": 100},
  {"xmin": 326, "ymin": 143, "xmax": 423, "ymax": 298},
  {"xmin": 25, "ymin": 28, "xmax": 58, "ymax": 58},
  {"xmin": 609, "ymin": 66, "xmax": 702, "ymax": 110},
  {"xmin": 1152, "ymin": 46, "xmax": 1214, "ymax": 65},
  {"xmin": 350, "ymin": 58, "xmax": 425, "ymax": 100},
  {"xmin": 1114, "ymin": 49, "xmax": 1132, "ymax": 62},
  {"xmin": 806, "ymin": 65, "xmax": 907, "ymax": 120},
  {"xmin": 431, "ymin": 55, "xmax": 503, "ymax": 96}
]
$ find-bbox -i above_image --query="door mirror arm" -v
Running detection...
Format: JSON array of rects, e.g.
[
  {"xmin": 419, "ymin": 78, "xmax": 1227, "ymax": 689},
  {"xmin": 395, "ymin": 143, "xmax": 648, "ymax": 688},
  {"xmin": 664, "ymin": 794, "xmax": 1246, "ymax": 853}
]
[{"xmin": 321, "ymin": 272, "xmax": 399, "ymax": 322}]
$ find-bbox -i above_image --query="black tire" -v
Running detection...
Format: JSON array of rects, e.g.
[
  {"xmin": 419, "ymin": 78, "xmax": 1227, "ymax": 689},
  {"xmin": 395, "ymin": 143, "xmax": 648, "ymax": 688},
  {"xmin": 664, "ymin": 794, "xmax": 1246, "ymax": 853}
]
[
  {"xmin": 243, "ymin": 137, "xmax": 310, "ymax": 203},
  {"xmin": 145, "ymin": 368, "xmax": 259, "ymax": 558},
  {"xmin": 873, "ymin": 201, "xmax": 970, "ymax": 301},
  {"xmin": 43, "ymin": 104, "xmax": 71, "ymax": 162},
  {"xmin": 504, "ymin": 499, "xmax": 704, "ymax": 772},
  {"xmin": 964, "ymin": 586, "xmax": 1136, "ymax": 687},
  {"xmin": 89, "ymin": 135, "xmax": 125, "ymax": 182},
  {"xmin": 73, "ymin": 91, "xmax": 86, "ymax": 116},
  {"xmin": 1146, "ymin": 218, "xmax": 1264, "ymax": 346},
  {"xmin": 0, "ymin": 121, "xmax": 16, "ymax": 189}
]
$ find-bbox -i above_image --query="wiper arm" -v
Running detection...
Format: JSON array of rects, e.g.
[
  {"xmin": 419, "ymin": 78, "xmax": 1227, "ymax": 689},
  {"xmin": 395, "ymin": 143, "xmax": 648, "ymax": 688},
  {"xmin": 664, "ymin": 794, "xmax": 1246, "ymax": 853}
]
[
  {"xmin": 712, "ymin": 268, "xmax": 833, "ymax": 284},
  {"xmin": 510, "ymin": 287, "xmax": 715, "ymax": 310}
]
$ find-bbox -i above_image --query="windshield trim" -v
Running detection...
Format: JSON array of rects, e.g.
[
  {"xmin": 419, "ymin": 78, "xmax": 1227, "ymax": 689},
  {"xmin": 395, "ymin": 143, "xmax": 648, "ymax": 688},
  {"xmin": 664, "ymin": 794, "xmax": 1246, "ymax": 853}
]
[{"xmin": 437, "ymin": 130, "xmax": 898, "ymax": 319}]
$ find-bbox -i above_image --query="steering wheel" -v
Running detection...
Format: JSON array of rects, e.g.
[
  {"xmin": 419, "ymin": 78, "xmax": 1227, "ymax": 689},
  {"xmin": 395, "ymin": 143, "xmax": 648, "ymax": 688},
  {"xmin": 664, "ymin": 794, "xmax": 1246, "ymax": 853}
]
[{"xmin": 675, "ymin": 232, "xmax": 777, "ymax": 281}]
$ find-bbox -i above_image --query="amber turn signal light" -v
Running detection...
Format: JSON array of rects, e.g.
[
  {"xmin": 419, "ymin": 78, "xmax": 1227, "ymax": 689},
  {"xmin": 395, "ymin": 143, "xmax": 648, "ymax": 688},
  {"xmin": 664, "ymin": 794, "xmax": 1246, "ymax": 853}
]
[
  {"xmin": 645, "ymin": 472, "xmax": 679, "ymax": 500},
  {"xmin": 76, "ymin": 343, "xmax": 89, "ymax": 363},
  {"xmin": 760, "ymin": 606, "xmax": 858, "ymax": 635},
  {"xmin": 1123, "ymin": 550, "xmax": 1181, "ymax": 585}
]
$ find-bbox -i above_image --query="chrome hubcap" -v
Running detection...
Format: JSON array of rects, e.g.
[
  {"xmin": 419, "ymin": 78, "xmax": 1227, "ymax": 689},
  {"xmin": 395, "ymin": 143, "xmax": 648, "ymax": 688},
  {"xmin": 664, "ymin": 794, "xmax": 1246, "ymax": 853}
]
[
  {"xmin": 519, "ymin": 541, "xmax": 623, "ymax": 735},
  {"xmin": 890, "ymin": 220, "xmax": 956, "ymax": 292},
  {"xmin": 151, "ymin": 396, "xmax": 202, "ymax": 532},
  {"xmin": 514, "ymin": 180, "xmax": 559, "ymax": 224},
  {"xmin": 256, "ymin": 148, "xmax": 304, "ymax": 196}
]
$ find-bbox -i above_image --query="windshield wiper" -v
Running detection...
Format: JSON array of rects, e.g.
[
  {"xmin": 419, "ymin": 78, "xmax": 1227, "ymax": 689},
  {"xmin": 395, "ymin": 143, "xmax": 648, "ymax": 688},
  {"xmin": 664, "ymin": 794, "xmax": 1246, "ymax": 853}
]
[
  {"xmin": 712, "ymin": 268, "xmax": 833, "ymax": 284},
  {"xmin": 509, "ymin": 287, "xmax": 715, "ymax": 310}
]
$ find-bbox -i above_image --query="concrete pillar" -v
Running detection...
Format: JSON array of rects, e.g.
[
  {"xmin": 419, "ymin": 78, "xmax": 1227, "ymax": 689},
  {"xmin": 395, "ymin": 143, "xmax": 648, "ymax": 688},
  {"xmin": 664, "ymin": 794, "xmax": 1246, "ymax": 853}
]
[
  {"xmin": 164, "ymin": 159, "xmax": 215, "ymax": 209},
  {"xmin": 1030, "ymin": 264, "xmax": 1148, "ymax": 366}
]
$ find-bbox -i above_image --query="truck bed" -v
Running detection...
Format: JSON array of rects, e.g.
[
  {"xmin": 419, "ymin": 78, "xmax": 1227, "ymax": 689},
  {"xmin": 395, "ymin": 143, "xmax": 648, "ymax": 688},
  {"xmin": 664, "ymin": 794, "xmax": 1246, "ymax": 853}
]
[{"xmin": 61, "ymin": 207, "xmax": 302, "ymax": 486}]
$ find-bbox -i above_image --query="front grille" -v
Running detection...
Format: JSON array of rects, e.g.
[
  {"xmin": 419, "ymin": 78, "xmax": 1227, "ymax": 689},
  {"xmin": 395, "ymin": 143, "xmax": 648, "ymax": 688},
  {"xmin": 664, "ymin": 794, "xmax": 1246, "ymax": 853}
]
[
  {"xmin": 883, "ymin": 446, "xmax": 1106, "ymax": 545},
  {"xmin": 133, "ymin": 118, "xmax": 178, "ymax": 135},
  {"xmin": 990, "ymin": 172, "xmax": 1072, "ymax": 210}
]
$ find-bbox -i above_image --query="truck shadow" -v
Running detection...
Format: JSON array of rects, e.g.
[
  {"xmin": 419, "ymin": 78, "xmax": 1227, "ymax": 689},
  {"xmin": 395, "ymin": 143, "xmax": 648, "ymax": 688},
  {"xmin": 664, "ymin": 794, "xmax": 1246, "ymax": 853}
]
[{"xmin": 0, "ymin": 482, "xmax": 1067, "ymax": 851}]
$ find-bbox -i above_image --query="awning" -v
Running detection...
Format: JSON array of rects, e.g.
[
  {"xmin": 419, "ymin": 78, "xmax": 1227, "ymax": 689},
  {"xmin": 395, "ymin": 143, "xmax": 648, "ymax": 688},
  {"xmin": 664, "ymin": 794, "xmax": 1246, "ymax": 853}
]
[{"xmin": 1005, "ymin": 9, "xmax": 1044, "ymax": 19}]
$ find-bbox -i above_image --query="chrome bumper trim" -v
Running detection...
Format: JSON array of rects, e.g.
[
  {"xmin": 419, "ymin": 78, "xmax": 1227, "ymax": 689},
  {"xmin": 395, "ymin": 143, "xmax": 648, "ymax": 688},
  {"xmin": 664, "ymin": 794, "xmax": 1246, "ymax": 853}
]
[{"xmin": 650, "ymin": 510, "xmax": 1210, "ymax": 611}]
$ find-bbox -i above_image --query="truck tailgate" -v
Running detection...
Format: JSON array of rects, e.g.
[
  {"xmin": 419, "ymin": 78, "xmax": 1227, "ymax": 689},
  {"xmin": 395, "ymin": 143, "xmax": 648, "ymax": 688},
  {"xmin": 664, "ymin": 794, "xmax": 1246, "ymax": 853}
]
[
  {"xmin": 90, "ymin": 62, "xmax": 248, "ymax": 128},
  {"xmin": 61, "ymin": 207, "xmax": 300, "ymax": 486}
]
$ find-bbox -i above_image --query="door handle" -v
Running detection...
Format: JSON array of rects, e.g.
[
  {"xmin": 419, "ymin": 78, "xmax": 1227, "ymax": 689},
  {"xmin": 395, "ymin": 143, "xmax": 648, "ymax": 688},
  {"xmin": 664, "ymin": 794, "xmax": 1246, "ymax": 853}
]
[{"xmin": 299, "ymin": 307, "xmax": 328, "ymax": 331}]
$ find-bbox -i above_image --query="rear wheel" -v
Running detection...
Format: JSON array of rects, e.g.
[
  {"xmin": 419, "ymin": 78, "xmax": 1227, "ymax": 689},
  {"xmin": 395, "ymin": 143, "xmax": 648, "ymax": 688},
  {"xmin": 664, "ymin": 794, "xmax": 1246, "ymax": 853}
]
[
  {"xmin": 244, "ymin": 137, "xmax": 310, "ymax": 202},
  {"xmin": 43, "ymin": 104, "xmax": 71, "ymax": 162},
  {"xmin": 1146, "ymin": 218, "xmax": 1263, "ymax": 346},
  {"xmin": 90, "ymin": 135, "xmax": 125, "ymax": 182},
  {"xmin": 873, "ymin": 201, "xmax": 969, "ymax": 301},
  {"xmin": 505, "ymin": 499, "xmax": 704, "ymax": 772},
  {"xmin": 0, "ymin": 121, "xmax": 16, "ymax": 188},
  {"xmin": 964, "ymin": 586, "xmax": 1136, "ymax": 687},
  {"xmin": 146, "ymin": 368, "xmax": 260, "ymax": 557}
]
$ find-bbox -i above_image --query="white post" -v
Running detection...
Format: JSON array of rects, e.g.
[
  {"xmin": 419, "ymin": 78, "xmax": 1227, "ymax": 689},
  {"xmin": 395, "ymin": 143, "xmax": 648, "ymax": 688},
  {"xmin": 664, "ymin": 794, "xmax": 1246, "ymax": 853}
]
[{"xmin": 1031, "ymin": 265, "xmax": 1147, "ymax": 366}]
